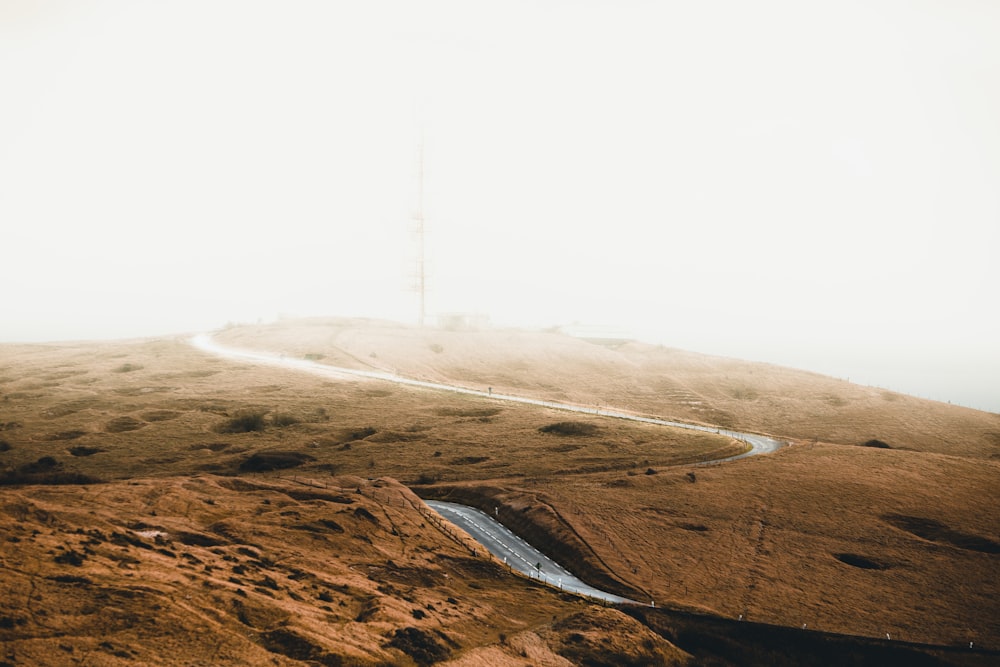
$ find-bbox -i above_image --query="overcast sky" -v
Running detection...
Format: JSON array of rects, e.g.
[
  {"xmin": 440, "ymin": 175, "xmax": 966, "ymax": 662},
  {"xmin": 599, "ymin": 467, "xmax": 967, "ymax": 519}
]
[{"xmin": 2, "ymin": 1, "xmax": 998, "ymax": 412}]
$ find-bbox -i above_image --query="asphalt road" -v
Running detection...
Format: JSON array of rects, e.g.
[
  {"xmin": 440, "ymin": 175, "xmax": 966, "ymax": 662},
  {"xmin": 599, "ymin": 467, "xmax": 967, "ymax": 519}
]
[
  {"xmin": 426, "ymin": 500, "xmax": 639, "ymax": 605},
  {"xmin": 190, "ymin": 334, "xmax": 785, "ymax": 459},
  {"xmin": 192, "ymin": 333, "xmax": 787, "ymax": 604}
]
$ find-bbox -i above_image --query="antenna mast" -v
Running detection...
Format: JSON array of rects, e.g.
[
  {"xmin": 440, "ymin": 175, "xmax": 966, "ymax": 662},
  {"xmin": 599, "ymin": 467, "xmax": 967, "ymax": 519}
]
[{"xmin": 414, "ymin": 128, "xmax": 426, "ymax": 327}]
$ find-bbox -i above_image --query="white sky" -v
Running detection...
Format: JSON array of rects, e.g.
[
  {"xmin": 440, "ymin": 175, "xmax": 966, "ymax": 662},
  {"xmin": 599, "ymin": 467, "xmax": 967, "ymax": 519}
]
[{"xmin": 2, "ymin": 1, "xmax": 998, "ymax": 412}]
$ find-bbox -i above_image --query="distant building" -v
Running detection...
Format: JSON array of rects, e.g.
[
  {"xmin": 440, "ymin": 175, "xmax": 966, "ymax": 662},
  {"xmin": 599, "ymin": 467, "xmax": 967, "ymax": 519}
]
[{"xmin": 436, "ymin": 312, "xmax": 490, "ymax": 331}]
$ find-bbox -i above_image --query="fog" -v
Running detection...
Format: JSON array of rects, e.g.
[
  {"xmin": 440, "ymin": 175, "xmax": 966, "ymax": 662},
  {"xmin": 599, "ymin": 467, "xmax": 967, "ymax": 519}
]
[{"xmin": 2, "ymin": 1, "xmax": 998, "ymax": 413}]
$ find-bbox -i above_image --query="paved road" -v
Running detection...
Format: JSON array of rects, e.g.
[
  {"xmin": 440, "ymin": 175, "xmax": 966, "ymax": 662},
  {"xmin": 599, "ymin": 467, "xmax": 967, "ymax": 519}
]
[
  {"xmin": 190, "ymin": 334, "xmax": 785, "ymax": 459},
  {"xmin": 191, "ymin": 333, "xmax": 787, "ymax": 604},
  {"xmin": 426, "ymin": 500, "xmax": 639, "ymax": 605}
]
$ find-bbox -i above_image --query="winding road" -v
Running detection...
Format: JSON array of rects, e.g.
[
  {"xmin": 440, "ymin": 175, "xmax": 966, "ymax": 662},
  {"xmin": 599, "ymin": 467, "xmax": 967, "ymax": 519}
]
[
  {"xmin": 426, "ymin": 500, "xmax": 638, "ymax": 604},
  {"xmin": 191, "ymin": 333, "xmax": 786, "ymax": 605}
]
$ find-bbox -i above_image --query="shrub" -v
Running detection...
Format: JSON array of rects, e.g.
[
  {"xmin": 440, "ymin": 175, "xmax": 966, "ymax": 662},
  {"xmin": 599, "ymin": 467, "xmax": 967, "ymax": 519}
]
[
  {"xmin": 270, "ymin": 413, "xmax": 300, "ymax": 427},
  {"xmin": 538, "ymin": 421, "xmax": 599, "ymax": 436},
  {"xmin": 23, "ymin": 456, "xmax": 59, "ymax": 473},
  {"xmin": 435, "ymin": 407, "xmax": 502, "ymax": 418},
  {"xmin": 0, "ymin": 457, "xmax": 102, "ymax": 486},
  {"xmin": 238, "ymin": 450, "xmax": 314, "ymax": 472},
  {"xmin": 42, "ymin": 430, "xmax": 88, "ymax": 441},
  {"xmin": 54, "ymin": 549, "xmax": 86, "ymax": 566},
  {"xmin": 112, "ymin": 363, "xmax": 143, "ymax": 373},
  {"xmin": 386, "ymin": 627, "xmax": 450, "ymax": 666},
  {"xmin": 105, "ymin": 416, "xmax": 144, "ymax": 433},
  {"xmin": 216, "ymin": 410, "xmax": 267, "ymax": 434},
  {"xmin": 861, "ymin": 439, "xmax": 892, "ymax": 449},
  {"xmin": 69, "ymin": 446, "xmax": 104, "ymax": 457},
  {"xmin": 0, "ymin": 440, "xmax": 10, "ymax": 452}
]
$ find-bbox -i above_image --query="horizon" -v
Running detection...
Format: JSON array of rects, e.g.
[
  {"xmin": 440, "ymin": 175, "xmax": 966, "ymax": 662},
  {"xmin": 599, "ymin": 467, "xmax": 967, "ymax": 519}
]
[
  {"xmin": 2, "ymin": 313, "xmax": 997, "ymax": 416},
  {"xmin": 2, "ymin": 1, "xmax": 998, "ymax": 414}
]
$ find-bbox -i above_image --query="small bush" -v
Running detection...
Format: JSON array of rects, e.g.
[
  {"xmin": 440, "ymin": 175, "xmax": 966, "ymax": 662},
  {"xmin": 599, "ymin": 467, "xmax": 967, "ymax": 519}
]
[
  {"xmin": 141, "ymin": 410, "xmax": 179, "ymax": 422},
  {"xmin": 54, "ymin": 549, "xmax": 86, "ymax": 566},
  {"xmin": 834, "ymin": 553, "xmax": 890, "ymax": 570},
  {"xmin": 238, "ymin": 450, "xmax": 314, "ymax": 472},
  {"xmin": 270, "ymin": 413, "xmax": 300, "ymax": 427},
  {"xmin": 69, "ymin": 446, "xmax": 104, "ymax": 457},
  {"xmin": 216, "ymin": 410, "xmax": 267, "ymax": 434},
  {"xmin": 112, "ymin": 363, "xmax": 143, "ymax": 373},
  {"xmin": 386, "ymin": 627, "xmax": 450, "ymax": 666},
  {"xmin": 450, "ymin": 456, "xmax": 489, "ymax": 465},
  {"xmin": 348, "ymin": 426, "xmax": 377, "ymax": 441},
  {"xmin": 861, "ymin": 439, "xmax": 892, "ymax": 449},
  {"xmin": 0, "ymin": 456, "xmax": 101, "ymax": 486},
  {"xmin": 23, "ymin": 456, "xmax": 59, "ymax": 473},
  {"xmin": 0, "ymin": 440, "xmax": 10, "ymax": 452},
  {"xmin": 0, "ymin": 470, "xmax": 102, "ymax": 486},
  {"xmin": 435, "ymin": 407, "xmax": 502, "ymax": 418},
  {"xmin": 105, "ymin": 416, "xmax": 144, "ymax": 433},
  {"xmin": 538, "ymin": 421, "xmax": 599, "ymax": 437},
  {"xmin": 42, "ymin": 430, "xmax": 88, "ymax": 441}
]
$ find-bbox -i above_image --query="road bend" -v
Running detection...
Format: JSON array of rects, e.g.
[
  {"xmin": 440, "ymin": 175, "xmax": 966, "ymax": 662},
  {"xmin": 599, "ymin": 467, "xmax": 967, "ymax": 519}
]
[
  {"xmin": 426, "ymin": 500, "xmax": 639, "ymax": 605},
  {"xmin": 191, "ymin": 333, "xmax": 787, "ymax": 604},
  {"xmin": 190, "ymin": 334, "xmax": 785, "ymax": 459}
]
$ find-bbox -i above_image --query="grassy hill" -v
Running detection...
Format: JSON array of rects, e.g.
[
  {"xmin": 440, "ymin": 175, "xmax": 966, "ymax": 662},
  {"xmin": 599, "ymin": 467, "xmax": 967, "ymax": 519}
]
[{"xmin": 1, "ymin": 317, "xmax": 997, "ymax": 665}]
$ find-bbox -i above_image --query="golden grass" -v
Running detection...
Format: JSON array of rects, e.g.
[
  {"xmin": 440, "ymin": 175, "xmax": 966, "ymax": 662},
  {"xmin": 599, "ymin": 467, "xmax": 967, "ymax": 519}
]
[
  {"xmin": 216, "ymin": 317, "xmax": 1000, "ymax": 458},
  {"xmin": 1, "ymin": 318, "xmax": 998, "ymax": 664}
]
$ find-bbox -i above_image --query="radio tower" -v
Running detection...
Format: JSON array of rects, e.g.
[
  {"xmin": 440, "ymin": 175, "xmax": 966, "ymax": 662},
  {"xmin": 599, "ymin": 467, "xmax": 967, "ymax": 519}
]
[{"xmin": 414, "ymin": 128, "xmax": 426, "ymax": 327}]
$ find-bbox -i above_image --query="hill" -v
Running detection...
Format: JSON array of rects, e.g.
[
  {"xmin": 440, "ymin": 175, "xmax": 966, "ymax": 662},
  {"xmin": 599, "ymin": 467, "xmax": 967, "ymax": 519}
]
[{"xmin": 1, "ymin": 318, "xmax": 997, "ymax": 665}]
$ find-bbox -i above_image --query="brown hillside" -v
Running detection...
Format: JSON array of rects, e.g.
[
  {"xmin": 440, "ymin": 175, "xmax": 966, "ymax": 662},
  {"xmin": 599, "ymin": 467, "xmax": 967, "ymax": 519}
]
[
  {"xmin": 216, "ymin": 318, "xmax": 1000, "ymax": 458},
  {"xmin": 1, "ymin": 318, "xmax": 997, "ymax": 664}
]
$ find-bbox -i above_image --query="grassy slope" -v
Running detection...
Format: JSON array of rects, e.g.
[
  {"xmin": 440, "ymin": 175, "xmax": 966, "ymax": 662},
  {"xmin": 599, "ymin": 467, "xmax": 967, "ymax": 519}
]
[
  {"xmin": 216, "ymin": 317, "xmax": 1000, "ymax": 458},
  {"xmin": 1, "ymin": 318, "xmax": 998, "ymax": 665}
]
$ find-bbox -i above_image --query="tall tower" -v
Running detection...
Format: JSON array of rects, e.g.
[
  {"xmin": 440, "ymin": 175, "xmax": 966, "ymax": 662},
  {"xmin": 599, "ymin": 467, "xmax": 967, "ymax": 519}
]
[{"xmin": 414, "ymin": 129, "xmax": 426, "ymax": 327}]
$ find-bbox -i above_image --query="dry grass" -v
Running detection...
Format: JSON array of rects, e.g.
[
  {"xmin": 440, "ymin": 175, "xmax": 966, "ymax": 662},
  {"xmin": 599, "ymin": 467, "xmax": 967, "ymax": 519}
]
[
  {"xmin": 0, "ymin": 319, "xmax": 997, "ymax": 665},
  {"xmin": 0, "ymin": 475, "xmax": 657, "ymax": 666},
  {"xmin": 216, "ymin": 317, "xmax": 1000, "ymax": 458}
]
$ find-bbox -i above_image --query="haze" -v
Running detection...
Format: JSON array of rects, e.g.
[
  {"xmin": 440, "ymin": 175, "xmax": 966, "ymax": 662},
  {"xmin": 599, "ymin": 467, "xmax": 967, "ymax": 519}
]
[{"xmin": 2, "ymin": 1, "xmax": 998, "ymax": 413}]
